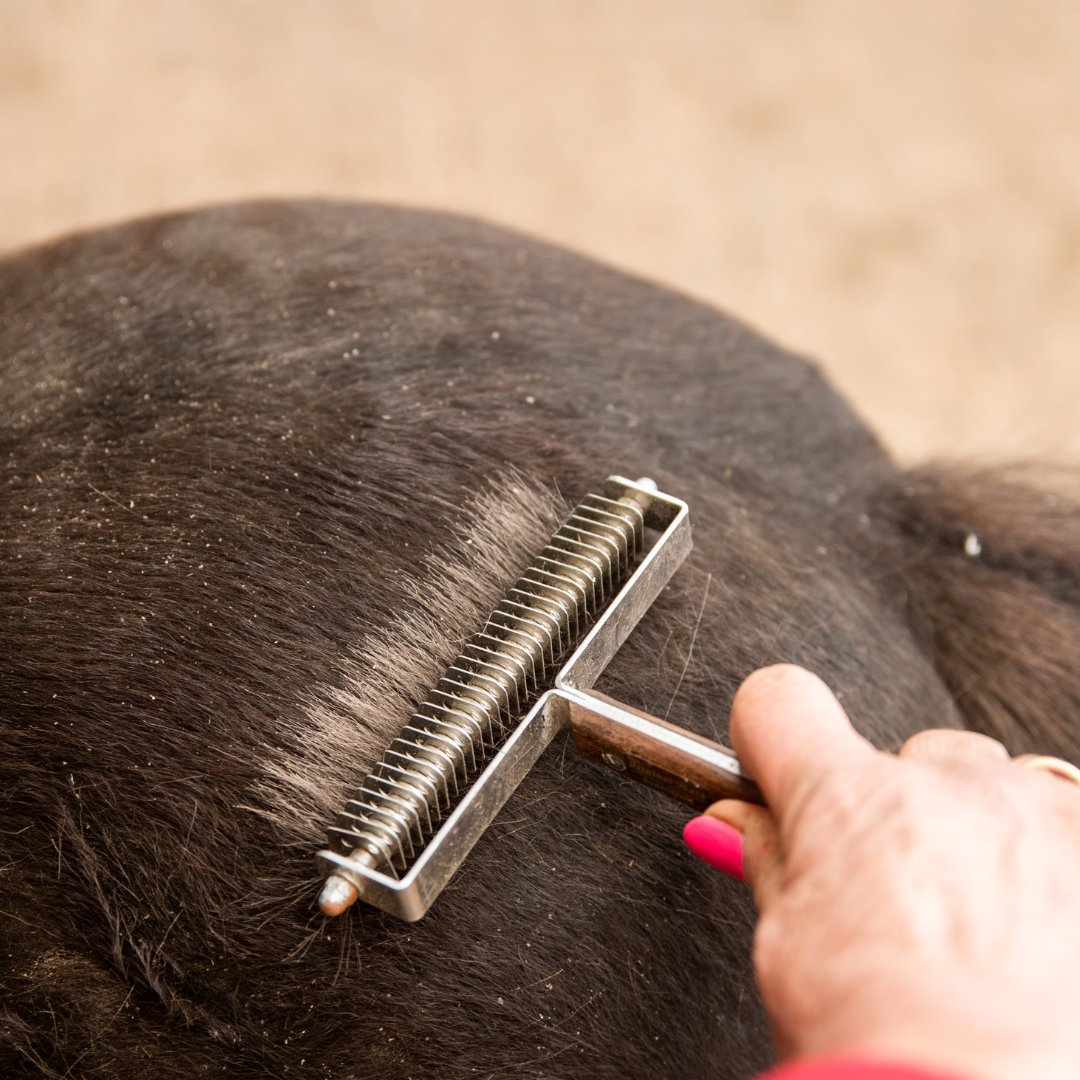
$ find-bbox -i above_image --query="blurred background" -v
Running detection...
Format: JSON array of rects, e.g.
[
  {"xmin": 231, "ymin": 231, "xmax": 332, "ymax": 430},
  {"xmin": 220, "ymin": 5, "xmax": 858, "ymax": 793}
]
[{"xmin": 2, "ymin": 0, "xmax": 1077, "ymax": 462}]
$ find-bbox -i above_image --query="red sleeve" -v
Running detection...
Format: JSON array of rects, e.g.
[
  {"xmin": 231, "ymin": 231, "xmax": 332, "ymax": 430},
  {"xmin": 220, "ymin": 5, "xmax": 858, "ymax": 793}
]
[{"xmin": 758, "ymin": 1057, "xmax": 976, "ymax": 1080}]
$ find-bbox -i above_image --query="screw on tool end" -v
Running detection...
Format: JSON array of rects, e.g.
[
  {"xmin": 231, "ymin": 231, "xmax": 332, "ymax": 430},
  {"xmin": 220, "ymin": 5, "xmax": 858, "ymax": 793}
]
[{"xmin": 319, "ymin": 874, "xmax": 359, "ymax": 917}]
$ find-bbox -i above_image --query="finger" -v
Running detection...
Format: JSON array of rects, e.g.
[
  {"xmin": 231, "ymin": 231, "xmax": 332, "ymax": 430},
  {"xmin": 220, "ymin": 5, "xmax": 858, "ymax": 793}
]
[
  {"xmin": 729, "ymin": 665, "xmax": 876, "ymax": 818},
  {"xmin": 707, "ymin": 800, "xmax": 785, "ymax": 913},
  {"xmin": 1014, "ymin": 754, "xmax": 1080, "ymax": 793},
  {"xmin": 684, "ymin": 816, "xmax": 745, "ymax": 880},
  {"xmin": 900, "ymin": 728, "xmax": 1010, "ymax": 766}
]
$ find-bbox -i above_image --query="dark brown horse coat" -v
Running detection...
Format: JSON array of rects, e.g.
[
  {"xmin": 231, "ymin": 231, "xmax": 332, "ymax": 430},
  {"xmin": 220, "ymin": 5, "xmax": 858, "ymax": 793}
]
[{"xmin": 3, "ymin": 202, "xmax": 1079, "ymax": 1078}]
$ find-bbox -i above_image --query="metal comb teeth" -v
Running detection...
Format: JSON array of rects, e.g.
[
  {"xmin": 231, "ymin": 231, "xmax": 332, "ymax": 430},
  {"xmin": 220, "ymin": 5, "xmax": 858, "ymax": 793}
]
[{"xmin": 324, "ymin": 489, "xmax": 647, "ymax": 880}]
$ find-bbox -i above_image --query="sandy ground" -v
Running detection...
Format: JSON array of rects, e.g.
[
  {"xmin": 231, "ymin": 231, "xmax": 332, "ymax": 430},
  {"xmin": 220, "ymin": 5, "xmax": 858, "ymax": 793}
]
[{"xmin": 2, "ymin": 1, "xmax": 1078, "ymax": 463}]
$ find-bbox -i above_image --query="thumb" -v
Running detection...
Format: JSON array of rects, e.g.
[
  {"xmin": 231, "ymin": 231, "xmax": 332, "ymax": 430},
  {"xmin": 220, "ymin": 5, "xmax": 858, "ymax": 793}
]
[{"xmin": 730, "ymin": 665, "xmax": 875, "ymax": 826}]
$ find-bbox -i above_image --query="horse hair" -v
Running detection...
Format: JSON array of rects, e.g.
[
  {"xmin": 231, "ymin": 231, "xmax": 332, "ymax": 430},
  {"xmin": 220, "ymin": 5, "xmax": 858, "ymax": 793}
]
[{"xmin": 3, "ymin": 201, "xmax": 1079, "ymax": 1079}]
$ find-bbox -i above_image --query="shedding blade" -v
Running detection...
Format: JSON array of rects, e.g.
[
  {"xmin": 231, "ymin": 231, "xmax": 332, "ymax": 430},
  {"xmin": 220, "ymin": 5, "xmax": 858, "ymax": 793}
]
[{"xmin": 316, "ymin": 476, "xmax": 690, "ymax": 920}]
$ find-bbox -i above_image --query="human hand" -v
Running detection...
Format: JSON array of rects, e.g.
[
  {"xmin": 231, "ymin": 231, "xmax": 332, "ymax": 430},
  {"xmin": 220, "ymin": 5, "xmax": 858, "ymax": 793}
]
[{"xmin": 690, "ymin": 664, "xmax": 1080, "ymax": 1080}]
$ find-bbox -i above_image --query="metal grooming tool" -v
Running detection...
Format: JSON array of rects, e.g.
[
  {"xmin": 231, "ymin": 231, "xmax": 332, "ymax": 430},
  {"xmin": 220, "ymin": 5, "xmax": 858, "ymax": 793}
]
[{"xmin": 317, "ymin": 476, "xmax": 763, "ymax": 921}]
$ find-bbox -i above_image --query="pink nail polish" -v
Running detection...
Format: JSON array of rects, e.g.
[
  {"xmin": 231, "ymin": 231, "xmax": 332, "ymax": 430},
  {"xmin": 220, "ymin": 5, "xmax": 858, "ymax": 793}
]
[{"xmin": 683, "ymin": 816, "xmax": 745, "ymax": 881}]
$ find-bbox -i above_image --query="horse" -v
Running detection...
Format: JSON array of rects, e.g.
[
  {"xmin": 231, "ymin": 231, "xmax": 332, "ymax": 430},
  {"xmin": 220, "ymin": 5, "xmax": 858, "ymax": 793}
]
[{"xmin": 3, "ymin": 200, "xmax": 1079, "ymax": 1078}]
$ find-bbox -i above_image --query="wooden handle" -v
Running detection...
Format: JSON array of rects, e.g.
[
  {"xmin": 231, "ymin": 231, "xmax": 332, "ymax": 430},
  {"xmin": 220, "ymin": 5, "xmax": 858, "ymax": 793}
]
[{"xmin": 566, "ymin": 690, "xmax": 764, "ymax": 812}]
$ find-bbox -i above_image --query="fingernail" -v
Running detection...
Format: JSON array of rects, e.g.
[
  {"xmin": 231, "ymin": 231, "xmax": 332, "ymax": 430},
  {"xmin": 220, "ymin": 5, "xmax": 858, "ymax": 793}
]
[{"xmin": 683, "ymin": 816, "xmax": 745, "ymax": 881}]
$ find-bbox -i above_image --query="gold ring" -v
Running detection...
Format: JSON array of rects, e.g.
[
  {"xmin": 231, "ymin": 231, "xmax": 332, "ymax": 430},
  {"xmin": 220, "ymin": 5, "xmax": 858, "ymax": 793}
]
[{"xmin": 1019, "ymin": 755, "xmax": 1080, "ymax": 789}]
